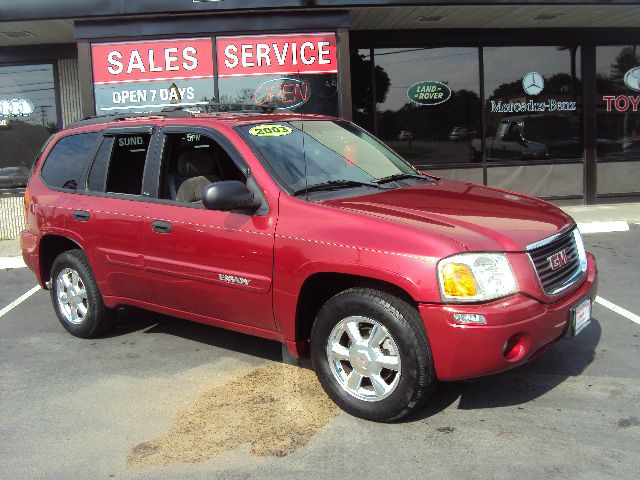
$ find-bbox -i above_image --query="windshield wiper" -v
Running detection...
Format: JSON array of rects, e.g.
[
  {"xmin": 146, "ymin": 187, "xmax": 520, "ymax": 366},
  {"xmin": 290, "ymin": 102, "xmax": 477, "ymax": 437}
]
[
  {"xmin": 376, "ymin": 173, "xmax": 431, "ymax": 185},
  {"xmin": 293, "ymin": 180, "xmax": 383, "ymax": 196}
]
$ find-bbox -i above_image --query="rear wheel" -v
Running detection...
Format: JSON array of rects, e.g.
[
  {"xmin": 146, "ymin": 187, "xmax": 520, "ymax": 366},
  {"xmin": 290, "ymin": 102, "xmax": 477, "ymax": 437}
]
[
  {"xmin": 311, "ymin": 288, "xmax": 435, "ymax": 422},
  {"xmin": 50, "ymin": 249, "xmax": 116, "ymax": 338}
]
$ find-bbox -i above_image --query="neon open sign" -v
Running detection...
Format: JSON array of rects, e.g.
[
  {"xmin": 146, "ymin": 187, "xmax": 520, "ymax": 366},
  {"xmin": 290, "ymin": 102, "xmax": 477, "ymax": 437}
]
[{"xmin": 253, "ymin": 77, "xmax": 311, "ymax": 109}]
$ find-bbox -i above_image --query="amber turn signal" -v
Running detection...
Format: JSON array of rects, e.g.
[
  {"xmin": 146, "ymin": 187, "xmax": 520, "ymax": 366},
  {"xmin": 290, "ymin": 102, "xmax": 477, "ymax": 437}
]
[{"xmin": 441, "ymin": 263, "xmax": 477, "ymax": 297}]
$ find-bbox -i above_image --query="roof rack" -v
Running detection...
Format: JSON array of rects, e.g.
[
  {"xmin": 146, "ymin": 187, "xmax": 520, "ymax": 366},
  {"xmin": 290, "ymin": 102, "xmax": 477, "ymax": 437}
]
[{"xmin": 67, "ymin": 102, "xmax": 287, "ymax": 128}]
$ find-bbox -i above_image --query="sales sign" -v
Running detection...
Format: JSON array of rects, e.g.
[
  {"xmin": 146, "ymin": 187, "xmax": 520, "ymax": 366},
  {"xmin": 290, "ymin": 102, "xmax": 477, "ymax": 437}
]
[
  {"xmin": 216, "ymin": 33, "xmax": 338, "ymax": 77},
  {"xmin": 91, "ymin": 38, "xmax": 215, "ymax": 113}
]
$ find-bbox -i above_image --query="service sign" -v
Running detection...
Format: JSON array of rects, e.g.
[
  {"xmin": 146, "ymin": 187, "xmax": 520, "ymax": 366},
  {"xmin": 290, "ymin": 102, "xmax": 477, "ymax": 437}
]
[
  {"xmin": 216, "ymin": 33, "xmax": 338, "ymax": 77},
  {"xmin": 92, "ymin": 38, "xmax": 215, "ymax": 113}
]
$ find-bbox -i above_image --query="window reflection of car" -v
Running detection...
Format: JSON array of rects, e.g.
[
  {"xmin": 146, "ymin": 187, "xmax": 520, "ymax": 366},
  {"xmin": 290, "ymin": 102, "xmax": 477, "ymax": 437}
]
[
  {"xmin": 470, "ymin": 115, "xmax": 621, "ymax": 162},
  {"xmin": 616, "ymin": 136, "xmax": 640, "ymax": 156},
  {"xmin": 397, "ymin": 130, "xmax": 413, "ymax": 142},
  {"xmin": 449, "ymin": 127, "xmax": 478, "ymax": 142},
  {"xmin": 0, "ymin": 166, "xmax": 30, "ymax": 188},
  {"xmin": 449, "ymin": 127, "xmax": 468, "ymax": 141}
]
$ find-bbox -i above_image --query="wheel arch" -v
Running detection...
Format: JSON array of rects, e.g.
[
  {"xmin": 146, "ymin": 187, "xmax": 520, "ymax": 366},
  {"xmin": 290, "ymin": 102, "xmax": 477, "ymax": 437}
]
[
  {"xmin": 39, "ymin": 234, "xmax": 85, "ymax": 288},
  {"xmin": 294, "ymin": 271, "xmax": 419, "ymax": 355}
]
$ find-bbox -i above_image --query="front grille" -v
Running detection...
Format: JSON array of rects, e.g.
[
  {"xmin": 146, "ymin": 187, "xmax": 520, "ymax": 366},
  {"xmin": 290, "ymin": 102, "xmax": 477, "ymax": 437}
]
[{"xmin": 528, "ymin": 228, "xmax": 582, "ymax": 295}]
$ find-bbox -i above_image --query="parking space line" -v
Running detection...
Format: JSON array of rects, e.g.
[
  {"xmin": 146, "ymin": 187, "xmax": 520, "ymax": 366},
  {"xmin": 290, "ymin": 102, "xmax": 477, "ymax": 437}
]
[
  {"xmin": 577, "ymin": 221, "xmax": 629, "ymax": 234},
  {"xmin": 595, "ymin": 296, "xmax": 640, "ymax": 326},
  {"xmin": 0, "ymin": 256, "xmax": 27, "ymax": 270},
  {"xmin": 0, "ymin": 285, "xmax": 40, "ymax": 319}
]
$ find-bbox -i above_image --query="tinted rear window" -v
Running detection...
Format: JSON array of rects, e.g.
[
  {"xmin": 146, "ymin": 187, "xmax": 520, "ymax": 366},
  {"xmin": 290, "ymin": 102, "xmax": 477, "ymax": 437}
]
[{"xmin": 40, "ymin": 132, "xmax": 100, "ymax": 190}]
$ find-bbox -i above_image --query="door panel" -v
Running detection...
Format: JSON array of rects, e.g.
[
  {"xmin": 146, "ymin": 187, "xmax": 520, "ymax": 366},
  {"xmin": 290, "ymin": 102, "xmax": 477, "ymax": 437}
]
[
  {"xmin": 143, "ymin": 204, "xmax": 277, "ymax": 331},
  {"xmin": 65, "ymin": 194, "xmax": 153, "ymax": 303}
]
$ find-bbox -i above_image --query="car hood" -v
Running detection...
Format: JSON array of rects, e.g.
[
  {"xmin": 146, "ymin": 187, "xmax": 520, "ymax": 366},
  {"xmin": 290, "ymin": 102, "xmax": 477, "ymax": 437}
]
[{"xmin": 319, "ymin": 178, "xmax": 574, "ymax": 252}]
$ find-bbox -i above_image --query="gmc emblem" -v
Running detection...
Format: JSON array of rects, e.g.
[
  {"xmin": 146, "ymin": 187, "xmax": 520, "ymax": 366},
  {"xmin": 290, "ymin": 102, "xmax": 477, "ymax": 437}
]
[{"xmin": 548, "ymin": 247, "xmax": 571, "ymax": 271}]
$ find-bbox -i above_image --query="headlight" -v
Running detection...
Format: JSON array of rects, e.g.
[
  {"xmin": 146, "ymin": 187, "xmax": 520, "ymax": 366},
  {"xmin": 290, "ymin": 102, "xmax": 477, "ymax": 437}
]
[{"xmin": 437, "ymin": 253, "xmax": 518, "ymax": 302}]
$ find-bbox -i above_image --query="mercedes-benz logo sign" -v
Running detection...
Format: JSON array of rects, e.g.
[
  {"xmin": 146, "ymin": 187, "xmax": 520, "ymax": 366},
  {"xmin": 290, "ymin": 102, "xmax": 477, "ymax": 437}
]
[
  {"xmin": 522, "ymin": 72, "xmax": 545, "ymax": 96},
  {"xmin": 624, "ymin": 67, "xmax": 640, "ymax": 92}
]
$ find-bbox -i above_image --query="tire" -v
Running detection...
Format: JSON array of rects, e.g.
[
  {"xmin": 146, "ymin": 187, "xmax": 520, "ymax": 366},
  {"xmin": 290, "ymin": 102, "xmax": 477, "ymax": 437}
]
[
  {"xmin": 50, "ymin": 249, "xmax": 116, "ymax": 338},
  {"xmin": 310, "ymin": 288, "xmax": 435, "ymax": 422}
]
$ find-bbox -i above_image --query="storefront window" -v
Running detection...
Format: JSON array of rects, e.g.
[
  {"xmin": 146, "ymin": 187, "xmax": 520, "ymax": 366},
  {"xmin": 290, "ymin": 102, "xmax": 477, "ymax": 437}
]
[
  {"xmin": 0, "ymin": 64, "xmax": 59, "ymax": 190},
  {"xmin": 597, "ymin": 46, "xmax": 640, "ymax": 155},
  {"xmin": 368, "ymin": 47, "xmax": 481, "ymax": 168},
  {"xmin": 483, "ymin": 46, "xmax": 584, "ymax": 198},
  {"xmin": 350, "ymin": 49, "xmax": 375, "ymax": 133},
  {"xmin": 596, "ymin": 45, "xmax": 640, "ymax": 195},
  {"xmin": 216, "ymin": 33, "xmax": 339, "ymax": 116}
]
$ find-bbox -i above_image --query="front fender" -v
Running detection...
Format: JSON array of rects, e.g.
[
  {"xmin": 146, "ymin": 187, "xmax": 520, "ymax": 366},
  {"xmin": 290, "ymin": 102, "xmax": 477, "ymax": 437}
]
[{"xmin": 273, "ymin": 252, "xmax": 440, "ymax": 349}]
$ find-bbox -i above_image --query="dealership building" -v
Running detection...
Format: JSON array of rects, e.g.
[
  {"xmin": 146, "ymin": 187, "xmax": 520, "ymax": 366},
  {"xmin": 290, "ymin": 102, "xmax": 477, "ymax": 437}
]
[{"xmin": 1, "ymin": 0, "xmax": 640, "ymax": 205}]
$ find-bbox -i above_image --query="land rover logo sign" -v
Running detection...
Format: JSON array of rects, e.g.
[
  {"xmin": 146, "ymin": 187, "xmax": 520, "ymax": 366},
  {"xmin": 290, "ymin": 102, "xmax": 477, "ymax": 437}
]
[
  {"xmin": 624, "ymin": 67, "xmax": 640, "ymax": 92},
  {"xmin": 407, "ymin": 81, "xmax": 451, "ymax": 106}
]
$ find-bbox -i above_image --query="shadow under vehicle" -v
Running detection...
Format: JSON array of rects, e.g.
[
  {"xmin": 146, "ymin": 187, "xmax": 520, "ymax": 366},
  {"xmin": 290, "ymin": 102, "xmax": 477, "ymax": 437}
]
[{"xmin": 470, "ymin": 114, "xmax": 620, "ymax": 161}]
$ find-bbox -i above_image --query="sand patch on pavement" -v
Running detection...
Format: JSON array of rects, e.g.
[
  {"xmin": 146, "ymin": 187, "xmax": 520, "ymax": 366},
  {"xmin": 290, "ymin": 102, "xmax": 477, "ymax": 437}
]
[{"xmin": 127, "ymin": 363, "xmax": 340, "ymax": 468}]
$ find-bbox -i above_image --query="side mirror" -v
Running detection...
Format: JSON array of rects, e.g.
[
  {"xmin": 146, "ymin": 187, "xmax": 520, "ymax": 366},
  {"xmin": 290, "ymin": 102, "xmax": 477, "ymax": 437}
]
[{"xmin": 202, "ymin": 181, "xmax": 261, "ymax": 213}]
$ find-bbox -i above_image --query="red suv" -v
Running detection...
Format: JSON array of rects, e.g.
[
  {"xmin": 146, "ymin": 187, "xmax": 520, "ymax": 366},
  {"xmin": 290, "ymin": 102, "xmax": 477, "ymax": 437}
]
[{"xmin": 21, "ymin": 109, "xmax": 597, "ymax": 422}]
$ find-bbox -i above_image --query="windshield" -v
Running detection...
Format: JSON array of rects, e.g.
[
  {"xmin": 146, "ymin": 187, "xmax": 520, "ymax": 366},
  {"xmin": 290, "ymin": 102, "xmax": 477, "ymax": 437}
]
[{"xmin": 237, "ymin": 120, "xmax": 418, "ymax": 194}]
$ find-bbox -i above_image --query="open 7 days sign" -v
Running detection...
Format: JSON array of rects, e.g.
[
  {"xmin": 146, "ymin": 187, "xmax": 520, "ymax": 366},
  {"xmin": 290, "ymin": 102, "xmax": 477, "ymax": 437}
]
[{"xmin": 91, "ymin": 38, "xmax": 215, "ymax": 113}]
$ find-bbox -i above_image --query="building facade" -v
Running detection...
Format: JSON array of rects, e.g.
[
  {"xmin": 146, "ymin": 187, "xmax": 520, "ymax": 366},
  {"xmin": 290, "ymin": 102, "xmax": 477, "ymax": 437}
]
[{"xmin": 1, "ymin": 0, "xmax": 640, "ymax": 204}]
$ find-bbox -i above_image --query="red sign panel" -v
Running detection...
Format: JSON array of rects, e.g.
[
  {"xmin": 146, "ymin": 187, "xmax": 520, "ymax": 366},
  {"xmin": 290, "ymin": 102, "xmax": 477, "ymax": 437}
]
[
  {"xmin": 216, "ymin": 33, "xmax": 338, "ymax": 78},
  {"xmin": 92, "ymin": 38, "xmax": 214, "ymax": 85}
]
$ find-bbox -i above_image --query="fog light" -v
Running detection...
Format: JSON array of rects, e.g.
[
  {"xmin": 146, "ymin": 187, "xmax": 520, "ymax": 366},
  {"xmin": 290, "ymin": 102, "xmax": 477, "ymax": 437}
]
[
  {"xmin": 503, "ymin": 333, "xmax": 525, "ymax": 361},
  {"xmin": 453, "ymin": 313, "xmax": 486, "ymax": 324}
]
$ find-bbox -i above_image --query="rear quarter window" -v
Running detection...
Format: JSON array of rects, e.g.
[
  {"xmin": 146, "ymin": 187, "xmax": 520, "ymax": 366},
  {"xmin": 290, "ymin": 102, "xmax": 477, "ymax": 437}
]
[{"xmin": 40, "ymin": 132, "xmax": 100, "ymax": 190}]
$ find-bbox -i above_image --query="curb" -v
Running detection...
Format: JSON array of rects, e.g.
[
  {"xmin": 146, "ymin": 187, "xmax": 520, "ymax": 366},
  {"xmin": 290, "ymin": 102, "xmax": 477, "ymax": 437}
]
[
  {"xmin": 0, "ymin": 256, "xmax": 26, "ymax": 270},
  {"xmin": 577, "ymin": 221, "xmax": 630, "ymax": 234}
]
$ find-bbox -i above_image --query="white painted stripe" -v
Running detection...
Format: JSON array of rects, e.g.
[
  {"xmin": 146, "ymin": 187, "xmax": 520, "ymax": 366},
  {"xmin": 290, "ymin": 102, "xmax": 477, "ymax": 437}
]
[
  {"xmin": 577, "ymin": 221, "xmax": 629, "ymax": 234},
  {"xmin": 0, "ymin": 256, "xmax": 26, "ymax": 269},
  {"xmin": 0, "ymin": 285, "xmax": 40, "ymax": 319},
  {"xmin": 595, "ymin": 296, "xmax": 640, "ymax": 326}
]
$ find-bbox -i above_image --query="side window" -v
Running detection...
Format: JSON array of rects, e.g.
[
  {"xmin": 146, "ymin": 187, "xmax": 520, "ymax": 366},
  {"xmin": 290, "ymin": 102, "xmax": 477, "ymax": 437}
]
[
  {"xmin": 40, "ymin": 132, "xmax": 100, "ymax": 190},
  {"xmin": 89, "ymin": 133, "xmax": 151, "ymax": 195},
  {"xmin": 158, "ymin": 132, "xmax": 245, "ymax": 203},
  {"xmin": 87, "ymin": 137, "xmax": 114, "ymax": 192}
]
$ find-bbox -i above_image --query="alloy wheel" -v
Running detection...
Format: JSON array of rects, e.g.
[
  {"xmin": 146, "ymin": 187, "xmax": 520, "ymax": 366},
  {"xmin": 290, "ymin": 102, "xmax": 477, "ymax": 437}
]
[
  {"xmin": 326, "ymin": 316, "xmax": 401, "ymax": 402},
  {"xmin": 56, "ymin": 267, "xmax": 89, "ymax": 325}
]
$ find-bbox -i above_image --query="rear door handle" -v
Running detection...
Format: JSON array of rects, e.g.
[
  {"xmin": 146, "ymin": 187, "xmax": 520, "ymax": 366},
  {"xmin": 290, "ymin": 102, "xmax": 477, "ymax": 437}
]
[
  {"xmin": 152, "ymin": 220, "xmax": 172, "ymax": 234},
  {"xmin": 72, "ymin": 210, "xmax": 90, "ymax": 222}
]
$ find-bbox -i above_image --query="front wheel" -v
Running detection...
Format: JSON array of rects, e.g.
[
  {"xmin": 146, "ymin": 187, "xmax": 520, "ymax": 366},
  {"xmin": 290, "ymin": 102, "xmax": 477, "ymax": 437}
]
[{"xmin": 310, "ymin": 288, "xmax": 435, "ymax": 422}]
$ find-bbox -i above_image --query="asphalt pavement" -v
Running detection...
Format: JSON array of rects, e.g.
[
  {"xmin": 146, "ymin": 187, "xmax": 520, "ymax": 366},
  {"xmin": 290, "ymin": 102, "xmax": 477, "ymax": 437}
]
[{"xmin": 0, "ymin": 228, "xmax": 639, "ymax": 479}]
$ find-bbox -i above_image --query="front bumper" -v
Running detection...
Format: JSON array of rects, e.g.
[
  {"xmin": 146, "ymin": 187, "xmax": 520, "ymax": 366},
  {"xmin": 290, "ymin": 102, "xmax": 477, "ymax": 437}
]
[{"xmin": 419, "ymin": 253, "xmax": 598, "ymax": 381}]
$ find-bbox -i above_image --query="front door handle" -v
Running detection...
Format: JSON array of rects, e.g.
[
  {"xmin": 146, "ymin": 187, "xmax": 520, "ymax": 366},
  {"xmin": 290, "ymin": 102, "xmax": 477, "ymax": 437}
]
[
  {"xmin": 152, "ymin": 220, "xmax": 172, "ymax": 234},
  {"xmin": 72, "ymin": 210, "xmax": 90, "ymax": 222}
]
